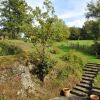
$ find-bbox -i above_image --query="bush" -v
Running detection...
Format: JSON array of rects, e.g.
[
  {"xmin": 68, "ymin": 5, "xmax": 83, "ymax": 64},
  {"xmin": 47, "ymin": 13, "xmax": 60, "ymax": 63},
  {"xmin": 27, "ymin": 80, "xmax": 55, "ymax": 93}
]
[
  {"xmin": 57, "ymin": 63, "xmax": 82, "ymax": 81},
  {"xmin": 61, "ymin": 50, "xmax": 87, "ymax": 66},
  {"xmin": 90, "ymin": 41, "xmax": 100, "ymax": 58},
  {"xmin": 0, "ymin": 42, "xmax": 22, "ymax": 56},
  {"xmin": 29, "ymin": 50, "xmax": 56, "ymax": 81},
  {"xmin": 49, "ymin": 47, "xmax": 60, "ymax": 54}
]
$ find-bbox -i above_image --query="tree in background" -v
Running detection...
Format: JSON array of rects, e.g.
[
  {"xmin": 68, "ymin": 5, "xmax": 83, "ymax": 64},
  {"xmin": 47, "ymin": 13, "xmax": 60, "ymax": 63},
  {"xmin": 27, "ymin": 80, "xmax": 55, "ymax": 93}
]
[
  {"xmin": 86, "ymin": 0, "xmax": 100, "ymax": 58},
  {"xmin": 69, "ymin": 27, "xmax": 81, "ymax": 40},
  {"xmin": 51, "ymin": 18, "xmax": 70, "ymax": 41},
  {"xmin": 86, "ymin": 0, "xmax": 100, "ymax": 40},
  {"xmin": 82, "ymin": 20, "xmax": 99, "ymax": 40},
  {"xmin": 0, "ymin": 0, "xmax": 32, "ymax": 39}
]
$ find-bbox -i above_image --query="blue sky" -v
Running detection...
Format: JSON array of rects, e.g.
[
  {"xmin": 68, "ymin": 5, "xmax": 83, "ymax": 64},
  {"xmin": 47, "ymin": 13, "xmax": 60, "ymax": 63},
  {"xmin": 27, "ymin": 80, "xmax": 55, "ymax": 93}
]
[{"xmin": 25, "ymin": 0, "xmax": 91, "ymax": 27}]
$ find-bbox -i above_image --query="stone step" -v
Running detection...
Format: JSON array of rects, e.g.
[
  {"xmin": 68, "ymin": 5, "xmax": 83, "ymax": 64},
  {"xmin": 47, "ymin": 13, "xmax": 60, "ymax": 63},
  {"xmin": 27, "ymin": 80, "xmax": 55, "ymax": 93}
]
[
  {"xmin": 86, "ymin": 63, "xmax": 96, "ymax": 66},
  {"xmin": 73, "ymin": 86, "xmax": 89, "ymax": 94},
  {"xmin": 84, "ymin": 71, "xmax": 97, "ymax": 75},
  {"xmin": 82, "ymin": 77, "xmax": 94, "ymax": 82},
  {"xmin": 70, "ymin": 89, "xmax": 88, "ymax": 96},
  {"xmin": 76, "ymin": 83, "xmax": 91, "ymax": 89},
  {"xmin": 96, "ymin": 63, "xmax": 100, "ymax": 66},
  {"xmin": 80, "ymin": 80, "xmax": 91, "ymax": 85},
  {"xmin": 82, "ymin": 74, "xmax": 95, "ymax": 78},
  {"xmin": 83, "ymin": 68, "xmax": 98, "ymax": 72},
  {"xmin": 91, "ymin": 88, "xmax": 100, "ymax": 96},
  {"xmin": 86, "ymin": 66, "xmax": 99, "ymax": 70}
]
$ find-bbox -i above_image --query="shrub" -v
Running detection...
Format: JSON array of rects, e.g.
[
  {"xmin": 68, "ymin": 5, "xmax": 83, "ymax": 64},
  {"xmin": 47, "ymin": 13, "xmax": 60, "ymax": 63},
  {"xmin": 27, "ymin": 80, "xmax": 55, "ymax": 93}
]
[
  {"xmin": 0, "ymin": 42, "xmax": 22, "ymax": 56},
  {"xmin": 61, "ymin": 50, "xmax": 87, "ymax": 66},
  {"xmin": 94, "ymin": 72, "xmax": 100, "ymax": 87},
  {"xmin": 57, "ymin": 63, "xmax": 82, "ymax": 81},
  {"xmin": 90, "ymin": 41, "xmax": 100, "ymax": 58},
  {"xmin": 49, "ymin": 47, "xmax": 60, "ymax": 54},
  {"xmin": 29, "ymin": 50, "xmax": 56, "ymax": 81}
]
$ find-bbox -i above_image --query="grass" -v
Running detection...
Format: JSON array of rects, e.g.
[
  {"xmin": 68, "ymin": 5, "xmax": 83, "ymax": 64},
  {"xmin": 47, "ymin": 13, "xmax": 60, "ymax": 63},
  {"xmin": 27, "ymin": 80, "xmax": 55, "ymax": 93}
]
[
  {"xmin": 52, "ymin": 40, "xmax": 100, "ymax": 88},
  {"xmin": 0, "ymin": 40, "xmax": 34, "ymax": 53},
  {"xmin": 0, "ymin": 40, "xmax": 34, "ymax": 69},
  {"xmin": 68, "ymin": 40, "xmax": 94, "ymax": 46},
  {"xmin": 52, "ymin": 40, "xmax": 100, "ymax": 63}
]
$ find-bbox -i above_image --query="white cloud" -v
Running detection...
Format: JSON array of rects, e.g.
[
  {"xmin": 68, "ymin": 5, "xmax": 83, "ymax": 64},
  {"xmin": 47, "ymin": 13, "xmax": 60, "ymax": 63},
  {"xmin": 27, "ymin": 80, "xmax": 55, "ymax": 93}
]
[
  {"xmin": 66, "ymin": 18, "xmax": 86, "ymax": 27},
  {"xmin": 25, "ymin": 0, "xmax": 44, "ymax": 9},
  {"xmin": 25, "ymin": 0, "xmax": 89, "ymax": 27},
  {"xmin": 25, "ymin": 0, "xmax": 55, "ymax": 9},
  {"xmin": 58, "ymin": 11, "xmax": 84, "ymax": 19}
]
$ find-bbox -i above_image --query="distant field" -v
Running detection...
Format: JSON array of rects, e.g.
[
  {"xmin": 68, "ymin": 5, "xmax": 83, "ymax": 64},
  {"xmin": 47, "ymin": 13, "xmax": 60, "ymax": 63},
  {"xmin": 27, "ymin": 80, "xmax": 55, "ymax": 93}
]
[{"xmin": 68, "ymin": 40, "xmax": 94, "ymax": 46}]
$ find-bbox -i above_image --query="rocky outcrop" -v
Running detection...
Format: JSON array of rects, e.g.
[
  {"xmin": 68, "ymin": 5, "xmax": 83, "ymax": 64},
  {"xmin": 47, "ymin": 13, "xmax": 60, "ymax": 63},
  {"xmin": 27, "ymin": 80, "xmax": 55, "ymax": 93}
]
[
  {"xmin": 17, "ymin": 66, "xmax": 35, "ymax": 97},
  {"xmin": 0, "ymin": 63, "xmax": 35, "ymax": 99}
]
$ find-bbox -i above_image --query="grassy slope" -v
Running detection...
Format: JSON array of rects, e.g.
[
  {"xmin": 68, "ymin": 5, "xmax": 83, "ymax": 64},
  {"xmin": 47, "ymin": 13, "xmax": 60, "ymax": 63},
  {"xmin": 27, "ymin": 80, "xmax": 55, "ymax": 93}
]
[
  {"xmin": 0, "ymin": 40, "xmax": 34, "ymax": 69},
  {"xmin": 0, "ymin": 40, "xmax": 33, "ymax": 53},
  {"xmin": 52, "ymin": 40, "xmax": 100, "ymax": 87},
  {"xmin": 53, "ymin": 40, "xmax": 100, "ymax": 63}
]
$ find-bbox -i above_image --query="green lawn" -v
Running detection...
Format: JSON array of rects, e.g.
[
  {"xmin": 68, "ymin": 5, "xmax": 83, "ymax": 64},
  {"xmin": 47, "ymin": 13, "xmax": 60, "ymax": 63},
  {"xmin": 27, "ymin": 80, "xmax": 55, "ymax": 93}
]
[
  {"xmin": 68, "ymin": 40, "xmax": 94, "ymax": 46},
  {"xmin": 52, "ymin": 40, "xmax": 100, "ymax": 63}
]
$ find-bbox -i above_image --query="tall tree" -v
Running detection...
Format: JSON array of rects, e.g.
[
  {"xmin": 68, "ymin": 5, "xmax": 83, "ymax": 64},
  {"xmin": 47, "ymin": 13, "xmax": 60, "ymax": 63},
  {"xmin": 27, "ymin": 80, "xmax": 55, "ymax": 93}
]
[
  {"xmin": 51, "ymin": 18, "xmax": 70, "ymax": 41},
  {"xmin": 86, "ymin": 0, "xmax": 100, "ymax": 40},
  {"xmin": 83, "ymin": 20, "xmax": 99, "ymax": 39},
  {"xmin": 86, "ymin": 0, "xmax": 100, "ymax": 19},
  {"xmin": 86, "ymin": 0, "xmax": 100, "ymax": 58},
  {"xmin": 0, "ymin": 0, "xmax": 32, "ymax": 39}
]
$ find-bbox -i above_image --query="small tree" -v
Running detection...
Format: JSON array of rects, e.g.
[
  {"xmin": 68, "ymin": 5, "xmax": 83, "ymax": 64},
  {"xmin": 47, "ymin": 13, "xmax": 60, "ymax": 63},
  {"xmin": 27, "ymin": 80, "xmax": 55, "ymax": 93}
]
[
  {"xmin": 30, "ymin": 0, "xmax": 70, "ymax": 81},
  {"xmin": 31, "ymin": 0, "xmax": 56, "ymax": 81}
]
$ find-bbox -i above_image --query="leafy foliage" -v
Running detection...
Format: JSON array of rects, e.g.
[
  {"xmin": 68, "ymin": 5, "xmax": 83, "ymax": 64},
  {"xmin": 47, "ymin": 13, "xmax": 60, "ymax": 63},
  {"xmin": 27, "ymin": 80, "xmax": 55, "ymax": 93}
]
[
  {"xmin": 29, "ymin": 50, "xmax": 56, "ymax": 81},
  {"xmin": 86, "ymin": 0, "xmax": 100, "ymax": 19},
  {"xmin": 0, "ymin": 42, "xmax": 22, "ymax": 56},
  {"xmin": 91, "ymin": 41, "xmax": 100, "ymax": 58},
  {"xmin": 0, "ymin": 0, "xmax": 32, "ymax": 39},
  {"xmin": 69, "ymin": 27, "xmax": 81, "ymax": 40},
  {"xmin": 83, "ymin": 20, "xmax": 100, "ymax": 40},
  {"xmin": 51, "ymin": 18, "xmax": 70, "ymax": 41},
  {"xmin": 61, "ymin": 50, "xmax": 87, "ymax": 66}
]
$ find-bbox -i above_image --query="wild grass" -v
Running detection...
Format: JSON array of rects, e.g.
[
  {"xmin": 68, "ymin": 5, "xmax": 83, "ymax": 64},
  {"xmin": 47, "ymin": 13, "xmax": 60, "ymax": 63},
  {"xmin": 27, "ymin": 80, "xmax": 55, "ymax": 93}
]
[
  {"xmin": 52, "ymin": 40, "xmax": 100, "ymax": 63},
  {"xmin": 0, "ymin": 40, "xmax": 34, "ymax": 69}
]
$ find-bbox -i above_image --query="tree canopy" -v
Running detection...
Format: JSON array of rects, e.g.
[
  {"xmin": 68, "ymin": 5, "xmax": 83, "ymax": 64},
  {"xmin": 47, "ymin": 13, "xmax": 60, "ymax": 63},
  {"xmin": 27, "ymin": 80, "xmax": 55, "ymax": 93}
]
[
  {"xmin": 86, "ymin": 0, "xmax": 100, "ymax": 40},
  {"xmin": 0, "ymin": 0, "xmax": 32, "ymax": 39}
]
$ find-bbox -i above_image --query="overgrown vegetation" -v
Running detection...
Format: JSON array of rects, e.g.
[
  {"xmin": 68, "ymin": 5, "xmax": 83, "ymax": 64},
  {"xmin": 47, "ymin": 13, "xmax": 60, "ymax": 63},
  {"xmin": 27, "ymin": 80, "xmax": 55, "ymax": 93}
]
[
  {"xmin": 29, "ymin": 49, "xmax": 56, "ymax": 81},
  {"xmin": 0, "ymin": 42, "xmax": 22, "ymax": 56}
]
